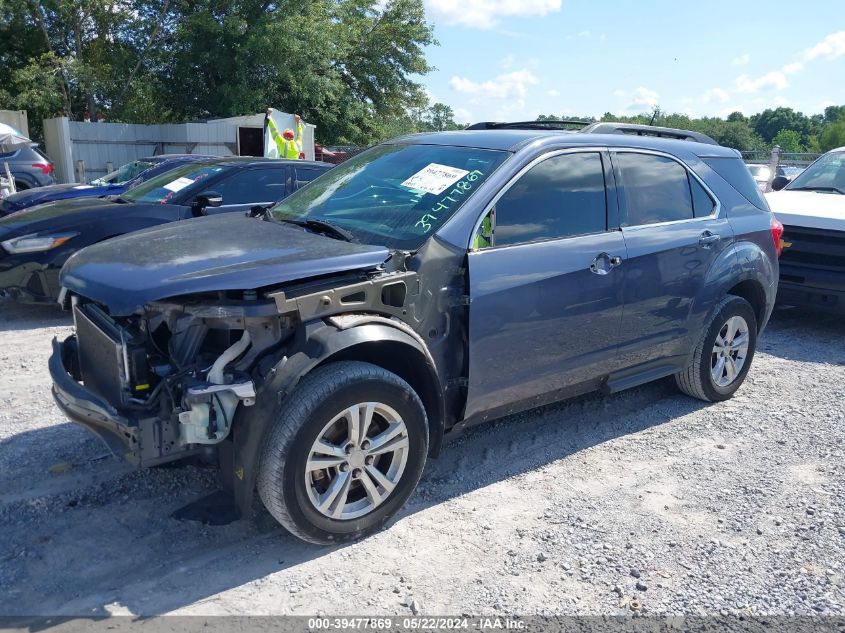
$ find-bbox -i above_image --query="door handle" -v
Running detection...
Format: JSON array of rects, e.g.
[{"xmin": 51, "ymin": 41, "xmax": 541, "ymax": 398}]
[
  {"xmin": 699, "ymin": 231, "xmax": 721, "ymax": 247},
  {"xmin": 590, "ymin": 253, "xmax": 623, "ymax": 275}
]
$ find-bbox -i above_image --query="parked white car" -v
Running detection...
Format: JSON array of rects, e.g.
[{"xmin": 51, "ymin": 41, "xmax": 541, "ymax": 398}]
[{"xmin": 765, "ymin": 146, "xmax": 845, "ymax": 311}]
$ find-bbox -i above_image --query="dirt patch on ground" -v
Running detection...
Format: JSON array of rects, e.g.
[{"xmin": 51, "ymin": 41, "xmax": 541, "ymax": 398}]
[{"xmin": 0, "ymin": 300, "xmax": 843, "ymax": 616}]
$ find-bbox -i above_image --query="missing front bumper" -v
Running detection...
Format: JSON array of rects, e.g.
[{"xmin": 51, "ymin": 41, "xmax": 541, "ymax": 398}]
[{"xmin": 49, "ymin": 336, "xmax": 195, "ymax": 466}]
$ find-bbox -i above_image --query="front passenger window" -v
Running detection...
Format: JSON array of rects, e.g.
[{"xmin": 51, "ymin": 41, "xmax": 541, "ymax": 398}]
[{"xmin": 484, "ymin": 152, "xmax": 607, "ymax": 248}]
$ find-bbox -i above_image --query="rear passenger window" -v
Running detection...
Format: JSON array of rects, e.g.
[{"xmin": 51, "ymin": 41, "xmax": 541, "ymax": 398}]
[
  {"xmin": 615, "ymin": 153, "xmax": 693, "ymax": 226},
  {"xmin": 691, "ymin": 177, "xmax": 715, "ymax": 217},
  {"xmin": 703, "ymin": 157, "xmax": 768, "ymax": 211},
  {"xmin": 493, "ymin": 152, "xmax": 607, "ymax": 246}
]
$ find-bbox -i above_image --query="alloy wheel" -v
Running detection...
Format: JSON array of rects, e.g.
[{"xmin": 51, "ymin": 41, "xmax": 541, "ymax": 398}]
[
  {"xmin": 711, "ymin": 315, "xmax": 750, "ymax": 387},
  {"xmin": 305, "ymin": 402, "xmax": 409, "ymax": 520}
]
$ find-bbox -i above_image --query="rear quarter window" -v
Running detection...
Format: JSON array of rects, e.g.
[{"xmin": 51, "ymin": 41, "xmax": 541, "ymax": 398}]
[{"xmin": 703, "ymin": 157, "xmax": 769, "ymax": 211}]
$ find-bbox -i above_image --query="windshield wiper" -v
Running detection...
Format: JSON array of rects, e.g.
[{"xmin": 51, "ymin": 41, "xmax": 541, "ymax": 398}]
[
  {"xmin": 789, "ymin": 186, "xmax": 845, "ymax": 195},
  {"xmin": 274, "ymin": 217, "xmax": 357, "ymax": 242}
]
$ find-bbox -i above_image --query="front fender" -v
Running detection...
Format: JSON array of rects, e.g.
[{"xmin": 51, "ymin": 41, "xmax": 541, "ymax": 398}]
[{"xmin": 231, "ymin": 316, "xmax": 443, "ymax": 518}]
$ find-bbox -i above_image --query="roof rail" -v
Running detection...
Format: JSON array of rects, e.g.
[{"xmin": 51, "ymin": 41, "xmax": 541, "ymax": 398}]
[
  {"xmin": 466, "ymin": 120, "xmax": 591, "ymax": 131},
  {"xmin": 581, "ymin": 122, "xmax": 719, "ymax": 145}
]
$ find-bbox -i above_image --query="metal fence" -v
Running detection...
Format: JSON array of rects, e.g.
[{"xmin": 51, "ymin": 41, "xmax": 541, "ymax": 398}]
[
  {"xmin": 741, "ymin": 148, "xmax": 821, "ymax": 167},
  {"xmin": 315, "ymin": 145, "xmax": 369, "ymax": 164},
  {"xmin": 43, "ymin": 114, "xmax": 317, "ymax": 184}
]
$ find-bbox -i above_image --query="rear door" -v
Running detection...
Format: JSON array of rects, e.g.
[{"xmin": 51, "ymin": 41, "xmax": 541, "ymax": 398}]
[
  {"xmin": 610, "ymin": 150, "xmax": 734, "ymax": 367},
  {"xmin": 465, "ymin": 150, "xmax": 627, "ymax": 420}
]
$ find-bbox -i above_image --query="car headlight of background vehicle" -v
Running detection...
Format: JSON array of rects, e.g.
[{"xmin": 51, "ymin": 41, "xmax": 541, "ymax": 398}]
[{"xmin": 1, "ymin": 232, "xmax": 79, "ymax": 254}]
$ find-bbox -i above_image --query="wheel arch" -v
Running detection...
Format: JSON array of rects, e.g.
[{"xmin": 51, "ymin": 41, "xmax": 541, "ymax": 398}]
[
  {"xmin": 230, "ymin": 315, "xmax": 445, "ymax": 518},
  {"xmin": 306, "ymin": 316, "xmax": 444, "ymax": 455},
  {"xmin": 726, "ymin": 278, "xmax": 767, "ymax": 329},
  {"xmin": 689, "ymin": 238, "xmax": 775, "ymax": 340}
]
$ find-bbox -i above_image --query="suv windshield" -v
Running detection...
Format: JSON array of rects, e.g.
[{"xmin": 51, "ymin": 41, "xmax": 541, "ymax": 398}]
[
  {"xmin": 270, "ymin": 143, "xmax": 508, "ymax": 249},
  {"xmin": 121, "ymin": 163, "xmax": 226, "ymax": 204},
  {"xmin": 91, "ymin": 160, "xmax": 154, "ymax": 186},
  {"xmin": 786, "ymin": 150, "xmax": 845, "ymax": 194}
]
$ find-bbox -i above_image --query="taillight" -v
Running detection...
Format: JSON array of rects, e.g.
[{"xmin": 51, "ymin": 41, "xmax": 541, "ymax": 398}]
[
  {"xmin": 32, "ymin": 163, "xmax": 53, "ymax": 175},
  {"xmin": 771, "ymin": 217, "xmax": 785, "ymax": 257}
]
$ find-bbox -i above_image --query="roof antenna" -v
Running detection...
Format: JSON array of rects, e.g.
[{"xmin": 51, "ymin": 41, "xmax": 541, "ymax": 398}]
[{"xmin": 648, "ymin": 107, "xmax": 659, "ymax": 126}]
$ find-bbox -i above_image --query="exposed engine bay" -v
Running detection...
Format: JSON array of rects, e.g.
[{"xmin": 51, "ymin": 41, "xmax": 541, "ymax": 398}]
[{"xmin": 61, "ymin": 263, "xmax": 424, "ymax": 466}]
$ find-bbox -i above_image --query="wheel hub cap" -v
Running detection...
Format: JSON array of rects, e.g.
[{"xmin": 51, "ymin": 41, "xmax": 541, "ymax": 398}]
[{"xmin": 347, "ymin": 449, "xmax": 366, "ymax": 470}]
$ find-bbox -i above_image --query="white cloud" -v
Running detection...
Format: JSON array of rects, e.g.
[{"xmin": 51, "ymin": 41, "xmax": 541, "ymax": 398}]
[
  {"xmin": 599, "ymin": 33, "xmax": 606, "ymax": 42},
  {"xmin": 500, "ymin": 54, "xmax": 515, "ymax": 69},
  {"xmin": 772, "ymin": 95, "xmax": 791, "ymax": 107},
  {"xmin": 425, "ymin": 0, "xmax": 562, "ymax": 29},
  {"xmin": 566, "ymin": 29, "xmax": 592, "ymax": 41},
  {"xmin": 783, "ymin": 62, "xmax": 803, "ymax": 74},
  {"xmin": 546, "ymin": 89, "xmax": 560, "ymax": 97},
  {"xmin": 802, "ymin": 30, "xmax": 845, "ymax": 61},
  {"xmin": 614, "ymin": 86, "xmax": 659, "ymax": 112},
  {"xmin": 449, "ymin": 69, "xmax": 539, "ymax": 101},
  {"xmin": 734, "ymin": 71, "xmax": 789, "ymax": 93},
  {"xmin": 453, "ymin": 107, "xmax": 473, "ymax": 124},
  {"xmin": 630, "ymin": 87, "xmax": 659, "ymax": 109},
  {"xmin": 703, "ymin": 88, "xmax": 730, "ymax": 103},
  {"xmin": 731, "ymin": 53, "xmax": 751, "ymax": 66}
]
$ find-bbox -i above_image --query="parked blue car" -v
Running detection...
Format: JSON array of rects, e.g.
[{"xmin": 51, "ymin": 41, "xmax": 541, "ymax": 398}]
[
  {"xmin": 0, "ymin": 154, "xmax": 216, "ymax": 216},
  {"xmin": 50, "ymin": 122, "xmax": 781, "ymax": 545}
]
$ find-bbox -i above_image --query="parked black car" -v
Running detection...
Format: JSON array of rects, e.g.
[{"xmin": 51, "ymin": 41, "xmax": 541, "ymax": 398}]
[
  {"xmin": 50, "ymin": 123, "xmax": 780, "ymax": 544},
  {"xmin": 0, "ymin": 154, "xmax": 217, "ymax": 216},
  {"xmin": 0, "ymin": 157, "xmax": 332, "ymax": 302}
]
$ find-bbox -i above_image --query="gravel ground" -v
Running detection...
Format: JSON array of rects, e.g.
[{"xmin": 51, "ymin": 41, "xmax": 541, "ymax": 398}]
[{"xmin": 0, "ymin": 298, "xmax": 843, "ymax": 617}]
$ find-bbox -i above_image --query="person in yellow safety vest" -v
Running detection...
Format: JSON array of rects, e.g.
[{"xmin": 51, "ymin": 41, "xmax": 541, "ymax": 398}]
[
  {"xmin": 266, "ymin": 108, "xmax": 303, "ymax": 159},
  {"xmin": 473, "ymin": 213, "xmax": 493, "ymax": 249}
]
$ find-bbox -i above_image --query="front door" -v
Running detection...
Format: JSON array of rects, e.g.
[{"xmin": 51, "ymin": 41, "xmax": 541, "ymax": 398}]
[
  {"xmin": 465, "ymin": 150, "xmax": 627, "ymax": 420},
  {"xmin": 610, "ymin": 150, "xmax": 734, "ymax": 368},
  {"xmin": 204, "ymin": 166, "xmax": 290, "ymax": 215}
]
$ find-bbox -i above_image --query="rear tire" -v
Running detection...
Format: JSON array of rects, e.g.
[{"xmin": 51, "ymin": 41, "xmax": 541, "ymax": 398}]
[
  {"xmin": 257, "ymin": 361, "xmax": 428, "ymax": 545},
  {"xmin": 675, "ymin": 295, "xmax": 758, "ymax": 402}
]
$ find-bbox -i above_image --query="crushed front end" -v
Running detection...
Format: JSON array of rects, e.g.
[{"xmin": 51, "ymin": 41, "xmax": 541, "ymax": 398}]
[{"xmin": 50, "ymin": 292, "xmax": 293, "ymax": 466}]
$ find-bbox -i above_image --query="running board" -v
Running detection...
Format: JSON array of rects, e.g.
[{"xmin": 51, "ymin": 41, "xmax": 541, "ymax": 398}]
[{"xmin": 603, "ymin": 359, "xmax": 685, "ymax": 394}]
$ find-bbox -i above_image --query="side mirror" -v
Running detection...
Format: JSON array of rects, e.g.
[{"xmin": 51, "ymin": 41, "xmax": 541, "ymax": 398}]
[
  {"xmin": 193, "ymin": 191, "xmax": 223, "ymax": 211},
  {"xmin": 248, "ymin": 204, "xmax": 269, "ymax": 218},
  {"xmin": 771, "ymin": 176, "xmax": 789, "ymax": 191}
]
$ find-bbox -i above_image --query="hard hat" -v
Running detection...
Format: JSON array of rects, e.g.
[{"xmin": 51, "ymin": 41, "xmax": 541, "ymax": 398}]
[{"xmin": 283, "ymin": 129, "xmax": 295, "ymax": 141}]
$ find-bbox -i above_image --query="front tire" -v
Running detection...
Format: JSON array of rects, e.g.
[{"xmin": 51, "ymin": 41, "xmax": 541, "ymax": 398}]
[
  {"xmin": 257, "ymin": 361, "xmax": 428, "ymax": 545},
  {"xmin": 675, "ymin": 295, "xmax": 758, "ymax": 402}
]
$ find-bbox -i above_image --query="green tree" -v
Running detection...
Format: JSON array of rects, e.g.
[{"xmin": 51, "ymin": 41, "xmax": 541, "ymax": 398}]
[
  {"xmin": 157, "ymin": 0, "xmax": 434, "ymax": 144},
  {"xmin": 772, "ymin": 129, "xmax": 804, "ymax": 153},
  {"xmin": 819, "ymin": 117, "xmax": 845, "ymax": 152},
  {"xmin": 751, "ymin": 107, "xmax": 811, "ymax": 144},
  {"xmin": 0, "ymin": 0, "xmax": 435, "ymax": 144},
  {"xmin": 426, "ymin": 103, "xmax": 458, "ymax": 131},
  {"xmin": 823, "ymin": 105, "xmax": 845, "ymax": 124}
]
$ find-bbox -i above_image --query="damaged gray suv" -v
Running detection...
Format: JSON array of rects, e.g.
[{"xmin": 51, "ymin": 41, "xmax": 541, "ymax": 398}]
[{"xmin": 50, "ymin": 122, "xmax": 781, "ymax": 544}]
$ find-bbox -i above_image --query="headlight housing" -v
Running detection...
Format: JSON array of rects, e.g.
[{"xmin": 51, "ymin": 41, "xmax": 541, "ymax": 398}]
[{"xmin": 1, "ymin": 232, "xmax": 79, "ymax": 254}]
